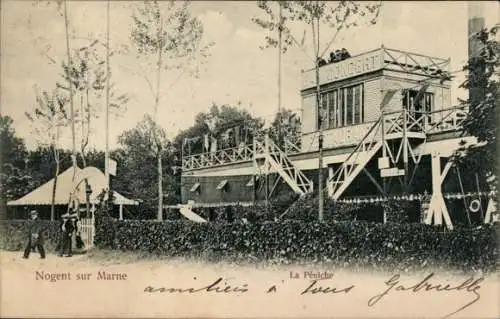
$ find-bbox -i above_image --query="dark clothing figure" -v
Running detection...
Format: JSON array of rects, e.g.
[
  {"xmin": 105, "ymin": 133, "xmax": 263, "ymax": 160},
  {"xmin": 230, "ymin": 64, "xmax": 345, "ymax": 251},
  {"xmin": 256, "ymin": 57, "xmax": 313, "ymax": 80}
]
[
  {"xmin": 23, "ymin": 216, "xmax": 45, "ymax": 259},
  {"xmin": 341, "ymin": 48, "xmax": 351, "ymax": 59},
  {"xmin": 59, "ymin": 218, "xmax": 75, "ymax": 257},
  {"xmin": 317, "ymin": 57, "xmax": 327, "ymax": 67}
]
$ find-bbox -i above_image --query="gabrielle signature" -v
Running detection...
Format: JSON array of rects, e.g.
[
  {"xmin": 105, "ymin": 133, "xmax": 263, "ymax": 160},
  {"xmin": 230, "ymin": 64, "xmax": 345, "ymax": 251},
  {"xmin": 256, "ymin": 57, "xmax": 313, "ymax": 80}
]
[{"xmin": 367, "ymin": 273, "xmax": 484, "ymax": 318}]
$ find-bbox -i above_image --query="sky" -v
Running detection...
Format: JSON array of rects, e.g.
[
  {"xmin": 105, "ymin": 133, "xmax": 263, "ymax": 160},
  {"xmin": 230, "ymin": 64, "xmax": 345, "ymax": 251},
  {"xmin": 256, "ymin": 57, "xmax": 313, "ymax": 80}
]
[{"xmin": 1, "ymin": 1, "xmax": 498, "ymax": 151}]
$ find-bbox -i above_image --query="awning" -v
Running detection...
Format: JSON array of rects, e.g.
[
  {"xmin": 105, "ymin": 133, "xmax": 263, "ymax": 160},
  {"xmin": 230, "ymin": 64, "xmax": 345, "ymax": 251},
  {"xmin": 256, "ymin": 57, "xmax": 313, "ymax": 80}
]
[
  {"xmin": 216, "ymin": 179, "xmax": 228, "ymax": 190},
  {"xmin": 178, "ymin": 205, "xmax": 207, "ymax": 223},
  {"xmin": 190, "ymin": 183, "xmax": 200, "ymax": 192},
  {"xmin": 8, "ymin": 166, "xmax": 138, "ymax": 206}
]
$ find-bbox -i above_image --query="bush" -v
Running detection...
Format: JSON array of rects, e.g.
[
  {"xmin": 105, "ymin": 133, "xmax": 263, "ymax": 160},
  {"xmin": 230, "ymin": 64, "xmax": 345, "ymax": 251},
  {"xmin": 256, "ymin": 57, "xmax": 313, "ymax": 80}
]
[
  {"xmin": 0, "ymin": 220, "xmax": 60, "ymax": 251},
  {"xmin": 95, "ymin": 217, "xmax": 499, "ymax": 272}
]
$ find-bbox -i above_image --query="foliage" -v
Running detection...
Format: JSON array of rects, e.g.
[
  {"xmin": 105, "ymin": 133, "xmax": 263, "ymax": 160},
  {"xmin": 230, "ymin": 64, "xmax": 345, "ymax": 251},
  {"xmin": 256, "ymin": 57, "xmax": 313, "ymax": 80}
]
[
  {"xmin": 25, "ymin": 86, "xmax": 70, "ymax": 220},
  {"xmin": 281, "ymin": 191, "xmax": 423, "ymax": 223},
  {"xmin": 95, "ymin": 217, "xmax": 499, "ymax": 272},
  {"xmin": 253, "ymin": 1, "xmax": 381, "ymax": 58},
  {"xmin": 0, "ymin": 116, "xmax": 32, "ymax": 219},
  {"xmin": 117, "ymin": 115, "xmax": 179, "ymax": 217},
  {"xmin": 57, "ymin": 40, "xmax": 129, "ymax": 165},
  {"xmin": 131, "ymin": 0, "xmax": 211, "ymax": 220},
  {"xmin": 0, "ymin": 220, "xmax": 60, "ymax": 251},
  {"xmin": 174, "ymin": 103, "xmax": 265, "ymax": 155},
  {"xmin": 25, "ymin": 87, "xmax": 69, "ymax": 147},
  {"xmin": 455, "ymin": 25, "xmax": 500, "ymax": 194},
  {"xmin": 131, "ymin": 0, "xmax": 212, "ymax": 77},
  {"xmin": 268, "ymin": 109, "xmax": 301, "ymax": 151}
]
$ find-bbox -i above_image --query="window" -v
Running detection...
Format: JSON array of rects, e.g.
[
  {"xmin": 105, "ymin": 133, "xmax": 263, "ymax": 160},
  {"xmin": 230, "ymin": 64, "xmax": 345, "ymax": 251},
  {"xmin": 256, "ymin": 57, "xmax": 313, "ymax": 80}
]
[
  {"xmin": 346, "ymin": 86, "xmax": 353, "ymax": 125},
  {"xmin": 328, "ymin": 91, "xmax": 337, "ymax": 129},
  {"xmin": 403, "ymin": 90, "xmax": 433, "ymax": 113},
  {"xmin": 403, "ymin": 90, "xmax": 433, "ymax": 124},
  {"xmin": 319, "ymin": 83, "xmax": 364, "ymax": 129},
  {"xmin": 319, "ymin": 93, "xmax": 328, "ymax": 130}
]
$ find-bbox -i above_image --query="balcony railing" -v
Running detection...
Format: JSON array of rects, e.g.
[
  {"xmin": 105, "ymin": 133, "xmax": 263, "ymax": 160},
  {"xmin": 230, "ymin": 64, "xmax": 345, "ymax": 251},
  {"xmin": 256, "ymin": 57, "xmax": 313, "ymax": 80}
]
[
  {"xmin": 181, "ymin": 105, "xmax": 468, "ymax": 171},
  {"xmin": 182, "ymin": 143, "xmax": 254, "ymax": 170},
  {"xmin": 301, "ymin": 105, "xmax": 467, "ymax": 153}
]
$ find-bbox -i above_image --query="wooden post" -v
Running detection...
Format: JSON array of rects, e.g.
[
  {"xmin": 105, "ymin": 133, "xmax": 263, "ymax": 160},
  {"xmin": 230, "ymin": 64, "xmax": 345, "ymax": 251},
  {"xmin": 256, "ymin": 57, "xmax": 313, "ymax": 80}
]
[
  {"xmin": 424, "ymin": 152, "xmax": 453, "ymax": 230},
  {"xmin": 208, "ymin": 208, "xmax": 215, "ymax": 222},
  {"xmin": 105, "ymin": 0, "xmax": 111, "ymax": 189},
  {"xmin": 226, "ymin": 206, "xmax": 234, "ymax": 223},
  {"xmin": 402, "ymin": 109, "xmax": 409, "ymax": 191},
  {"xmin": 253, "ymin": 175, "xmax": 257, "ymax": 204},
  {"xmin": 119, "ymin": 204, "xmax": 123, "ymax": 220}
]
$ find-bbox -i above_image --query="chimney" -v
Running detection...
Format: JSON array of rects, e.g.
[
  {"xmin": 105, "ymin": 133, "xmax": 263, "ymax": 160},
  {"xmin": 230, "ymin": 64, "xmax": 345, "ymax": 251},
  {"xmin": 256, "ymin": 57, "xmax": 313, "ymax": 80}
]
[
  {"xmin": 468, "ymin": 1, "xmax": 485, "ymax": 59},
  {"xmin": 467, "ymin": 1, "xmax": 485, "ymax": 105}
]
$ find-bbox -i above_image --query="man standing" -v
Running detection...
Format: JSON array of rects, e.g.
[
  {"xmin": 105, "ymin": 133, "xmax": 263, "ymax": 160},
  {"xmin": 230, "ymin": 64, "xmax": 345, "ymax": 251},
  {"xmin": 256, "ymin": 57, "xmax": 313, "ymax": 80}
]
[{"xmin": 23, "ymin": 210, "xmax": 45, "ymax": 259}]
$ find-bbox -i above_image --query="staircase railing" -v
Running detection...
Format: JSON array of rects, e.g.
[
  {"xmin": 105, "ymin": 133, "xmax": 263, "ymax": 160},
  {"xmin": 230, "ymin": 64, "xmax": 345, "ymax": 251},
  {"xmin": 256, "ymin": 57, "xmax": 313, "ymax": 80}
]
[
  {"xmin": 327, "ymin": 108, "xmax": 428, "ymax": 200},
  {"xmin": 327, "ymin": 115, "xmax": 384, "ymax": 200},
  {"xmin": 254, "ymin": 135, "xmax": 313, "ymax": 196},
  {"xmin": 279, "ymin": 105, "xmax": 467, "ymax": 219}
]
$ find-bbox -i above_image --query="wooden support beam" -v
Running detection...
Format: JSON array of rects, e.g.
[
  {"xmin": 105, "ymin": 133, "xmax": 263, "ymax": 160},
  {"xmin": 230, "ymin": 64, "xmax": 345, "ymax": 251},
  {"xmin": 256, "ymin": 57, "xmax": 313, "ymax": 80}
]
[
  {"xmin": 269, "ymin": 175, "xmax": 281, "ymax": 197},
  {"xmin": 440, "ymin": 161, "xmax": 453, "ymax": 184},
  {"xmin": 484, "ymin": 198, "xmax": 498, "ymax": 224},
  {"xmin": 119, "ymin": 204, "xmax": 123, "ymax": 220},
  {"xmin": 424, "ymin": 153, "xmax": 453, "ymax": 230},
  {"xmin": 363, "ymin": 168, "xmax": 385, "ymax": 195}
]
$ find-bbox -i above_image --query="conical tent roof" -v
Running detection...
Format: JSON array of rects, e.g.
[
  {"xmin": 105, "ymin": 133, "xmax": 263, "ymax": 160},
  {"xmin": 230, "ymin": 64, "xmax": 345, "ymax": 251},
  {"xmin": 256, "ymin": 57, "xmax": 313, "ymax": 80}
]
[{"xmin": 8, "ymin": 167, "xmax": 138, "ymax": 206}]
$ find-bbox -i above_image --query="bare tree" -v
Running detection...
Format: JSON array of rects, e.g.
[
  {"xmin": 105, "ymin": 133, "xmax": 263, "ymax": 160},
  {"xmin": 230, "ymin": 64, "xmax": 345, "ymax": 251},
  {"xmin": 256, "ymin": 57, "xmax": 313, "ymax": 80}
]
[
  {"xmin": 25, "ymin": 88, "xmax": 69, "ymax": 220},
  {"xmin": 56, "ymin": 40, "xmax": 129, "ymax": 213},
  {"xmin": 130, "ymin": 0, "xmax": 211, "ymax": 220},
  {"xmin": 58, "ymin": 41, "xmax": 129, "ymax": 169}
]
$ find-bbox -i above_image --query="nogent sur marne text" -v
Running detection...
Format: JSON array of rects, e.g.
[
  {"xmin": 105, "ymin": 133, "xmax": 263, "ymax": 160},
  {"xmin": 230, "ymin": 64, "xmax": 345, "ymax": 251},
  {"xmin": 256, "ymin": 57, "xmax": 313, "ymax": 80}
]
[{"xmin": 35, "ymin": 270, "xmax": 128, "ymax": 282}]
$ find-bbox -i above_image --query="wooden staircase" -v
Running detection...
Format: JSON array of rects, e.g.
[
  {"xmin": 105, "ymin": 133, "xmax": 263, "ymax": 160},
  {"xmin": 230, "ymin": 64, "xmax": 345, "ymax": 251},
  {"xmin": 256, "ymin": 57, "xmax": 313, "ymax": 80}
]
[
  {"xmin": 328, "ymin": 109, "xmax": 427, "ymax": 200},
  {"xmin": 254, "ymin": 135, "xmax": 313, "ymax": 196}
]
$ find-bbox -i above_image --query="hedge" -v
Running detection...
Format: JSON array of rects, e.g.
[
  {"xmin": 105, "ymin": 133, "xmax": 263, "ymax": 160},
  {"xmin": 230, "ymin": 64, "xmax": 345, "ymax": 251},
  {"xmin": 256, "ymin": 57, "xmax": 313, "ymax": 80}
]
[
  {"xmin": 0, "ymin": 220, "xmax": 60, "ymax": 251},
  {"xmin": 95, "ymin": 217, "xmax": 500, "ymax": 273}
]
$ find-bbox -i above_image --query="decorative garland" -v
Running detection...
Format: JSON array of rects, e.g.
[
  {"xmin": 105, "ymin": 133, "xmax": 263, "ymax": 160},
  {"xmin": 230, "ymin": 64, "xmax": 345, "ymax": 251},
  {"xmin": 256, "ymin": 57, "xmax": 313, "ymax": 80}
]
[{"xmin": 336, "ymin": 191, "xmax": 496, "ymax": 204}]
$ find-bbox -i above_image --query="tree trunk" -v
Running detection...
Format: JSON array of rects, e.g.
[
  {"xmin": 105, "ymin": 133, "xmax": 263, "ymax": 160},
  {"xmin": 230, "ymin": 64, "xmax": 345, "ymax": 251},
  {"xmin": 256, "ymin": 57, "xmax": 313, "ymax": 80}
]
[
  {"xmin": 63, "ymin": 1, "xmax": 77, "ymax": 190},
  {"xmin": 0, "ymin": 140, "xmax": 6, "ymax": 220},
  {"xmin": 51, "ymin": 146, "xmax": 60, "ymax": 221},
  {"xmin": 312, "ymin": 12, "xmax": 324, "ymax": 221},
  {"xmin": 158, "ymin": 153, "xmax": 163, "ymax": 220},
  {"xmin": 155, "ymin": 18, "xmax": 164, "ymax": 221},
  {"xmin": 81, "ymin": 89, "xmax": 90, "ymax": 217}
]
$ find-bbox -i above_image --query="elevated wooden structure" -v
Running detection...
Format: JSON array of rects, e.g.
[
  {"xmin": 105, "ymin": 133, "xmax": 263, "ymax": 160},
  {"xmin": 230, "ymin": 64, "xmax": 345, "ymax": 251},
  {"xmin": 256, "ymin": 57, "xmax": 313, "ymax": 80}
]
[{"xmin": 180, "ymin": 46, "xmax": 494, "ymax": 229}]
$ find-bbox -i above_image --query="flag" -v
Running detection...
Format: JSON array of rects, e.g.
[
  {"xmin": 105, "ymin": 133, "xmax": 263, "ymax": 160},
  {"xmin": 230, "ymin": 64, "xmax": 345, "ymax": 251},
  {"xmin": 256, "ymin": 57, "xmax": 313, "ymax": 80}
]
[
  {"xmin": 210, "ymin": 137, "xmax": 217, "ymax": 152},
  {"xmin": 109, "ymin": 159, "xmax": 117, "ymax": 176},
  {"xmin": 184, "ymin": 136, "xmax": 200, "ymax": 144},
  {"xmin": 222, "ymin": 128, "xmax": 232, "ymax": 145},
  {"xmin": 205, "ymin": 116, "xmax": 218, "ymax": 132},
  {"xmin": 235, "ymin": 126, "xmax": 240, "ymax": 144}
]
